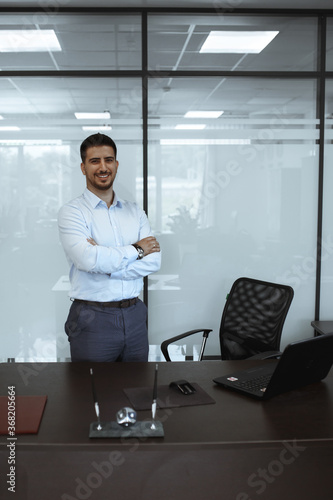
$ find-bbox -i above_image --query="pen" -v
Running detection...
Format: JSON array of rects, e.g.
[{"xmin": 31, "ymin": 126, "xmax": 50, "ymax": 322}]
[
  {"xmin": 151, "ymin": 363, "xmax": 158, "ymax": 428},
  {"xmin": 90, "ymin": 368, "xmax": 102, "ymax": 431}
]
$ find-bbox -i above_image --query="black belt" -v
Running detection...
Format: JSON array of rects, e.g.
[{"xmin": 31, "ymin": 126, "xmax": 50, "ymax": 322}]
[{"xmin": 73, "ymin": 297, "xmax": 139, "ymax": 308}]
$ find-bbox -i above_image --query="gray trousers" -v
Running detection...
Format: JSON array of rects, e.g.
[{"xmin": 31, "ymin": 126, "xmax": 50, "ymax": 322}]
[{"xmin": 65, "ymin": 299, "xmax": 148, "ymax": 362}]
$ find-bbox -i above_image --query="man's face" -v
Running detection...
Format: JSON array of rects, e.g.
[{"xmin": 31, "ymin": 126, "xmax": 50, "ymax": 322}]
[{"xmin": 81, "ymin": 145, "xmax": 119, "ymax": 193}]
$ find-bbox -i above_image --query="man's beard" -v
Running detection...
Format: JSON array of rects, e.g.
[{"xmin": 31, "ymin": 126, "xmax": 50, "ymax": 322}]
[{"xmin": 91, "ymin": 174, "xmax": 114, "ymax": 191}]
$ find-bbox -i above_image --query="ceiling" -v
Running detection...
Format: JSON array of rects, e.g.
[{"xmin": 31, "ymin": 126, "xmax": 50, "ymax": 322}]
[{"xmin": 0, "ymin": 0, "xmax": 333, "ymax": 10}]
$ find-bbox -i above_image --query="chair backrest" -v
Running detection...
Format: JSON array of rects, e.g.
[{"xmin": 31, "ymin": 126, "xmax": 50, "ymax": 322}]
[{"xmin": 220, "ymin": 277, "xmax": 294, "ymax": 360}]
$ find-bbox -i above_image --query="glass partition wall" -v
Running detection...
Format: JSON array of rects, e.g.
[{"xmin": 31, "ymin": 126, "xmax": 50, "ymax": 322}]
[
  {"xmin": 0, "ymin": 9, "xmax": 331, "ymax": 361},
  {"xmin": 320, "ymin": 17, "xmax": 333, "ymax": 321},
  {"xmin": 147, "ymin": 76, "xmax": 319, "ymax": 356}
]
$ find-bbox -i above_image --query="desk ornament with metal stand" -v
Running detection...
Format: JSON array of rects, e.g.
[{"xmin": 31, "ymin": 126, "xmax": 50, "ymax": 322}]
[{"xmin": 89, "ymin": 364, "xmax": 164, "ymax": 438}]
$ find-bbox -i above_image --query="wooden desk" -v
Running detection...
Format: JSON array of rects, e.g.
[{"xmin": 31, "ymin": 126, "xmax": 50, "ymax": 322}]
[
  {"xmin": 311, "ymin": 320, "xmax": 333, "ymax": 336},
  {"xmin": 1, "ymin": 361, "xmax": 333, "ymax": 500}
]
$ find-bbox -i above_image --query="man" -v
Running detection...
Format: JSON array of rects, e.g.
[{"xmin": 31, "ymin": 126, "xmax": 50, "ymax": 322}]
[{"xmin": 58, "ymin": 133, "xmax": 161, "ymax": 362}]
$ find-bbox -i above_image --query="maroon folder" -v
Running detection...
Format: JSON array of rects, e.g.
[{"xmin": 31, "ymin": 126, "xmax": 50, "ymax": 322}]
[{"xmin": 0, "ymin": 395, "xmax": 47, "ymax": 435}]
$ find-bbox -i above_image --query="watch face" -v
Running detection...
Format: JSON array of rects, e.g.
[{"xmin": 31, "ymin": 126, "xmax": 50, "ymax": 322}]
[{"xmin": 134, "ymin": 244, "xmax": 144, "ymax": 259}]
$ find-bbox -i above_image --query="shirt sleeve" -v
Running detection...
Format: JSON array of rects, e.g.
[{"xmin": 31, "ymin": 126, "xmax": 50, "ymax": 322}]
[
  {"xmin": 110, "ymin": 208, "xmax": 162, "ymax": 280},
  {"xmin": 58, "ymin": 203, "xmax": 138, "ymax": 275},
  {"xmin": 111, "ymin": 251, "xmax": 161, "ymax": 280}
]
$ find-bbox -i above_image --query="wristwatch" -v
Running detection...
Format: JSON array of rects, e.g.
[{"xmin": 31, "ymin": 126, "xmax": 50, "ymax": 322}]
[{"xmin": 132, "ymin": 244, "xmax": 144, "ymax": 260}]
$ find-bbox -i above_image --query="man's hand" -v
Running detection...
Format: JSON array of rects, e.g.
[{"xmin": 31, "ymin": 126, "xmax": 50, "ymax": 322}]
[
  {"xmin": 87, "ymin": 237, "xmax": 97, "ymax": 246},
  {"xmin": 135, "ymin": 236, "xmax": 160, "ymax": 256}
]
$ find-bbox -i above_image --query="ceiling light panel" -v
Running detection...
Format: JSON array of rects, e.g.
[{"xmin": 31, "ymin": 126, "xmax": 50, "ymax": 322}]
[
  {"xmin": 200, "ymin": 31, "xmax": 279, "ymax": 54},
  {"xmin": 0, "ymin": 30, "xmax": 61, "ymax": 52},
  {"xmin": 160, "ymin": 139, "xmax": 251, "ymax": 145},
  {"xmin": 75, "ymin": 112, "xmax": 111, "ymax": 120},
  {"xmin": 82, "ymin": 125, "xmax": 112, "ymax": 131},
  {"xmin": 184, "ymin": 111, "xmax": 224, "ymax": 118}
]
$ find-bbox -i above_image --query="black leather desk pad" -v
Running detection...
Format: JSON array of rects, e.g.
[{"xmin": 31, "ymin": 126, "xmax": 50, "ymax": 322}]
[{"xmin": 124, "ymin": 383, "xmax": 215, "ymax": 411}]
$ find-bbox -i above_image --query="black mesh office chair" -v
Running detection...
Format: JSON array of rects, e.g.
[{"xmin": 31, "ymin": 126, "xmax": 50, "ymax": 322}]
[
  {"xmin": 219, "ymin": 277, "xmax": 294, "ymax": 360},
  {"xmin": 161, "ymin": 277, "xmax": 294, "ymax": 362}
]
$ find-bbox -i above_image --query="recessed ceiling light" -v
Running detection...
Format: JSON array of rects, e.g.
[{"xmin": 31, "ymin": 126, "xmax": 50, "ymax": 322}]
[
  {"xmin": 75, "ymin": 112, "xmax": 111, "ymax": 120},
  {"xmin": 160, "ymin": 139, "xmax": 251, "ymax": 145},
  {"xmin": 0, "ymin": 126, "xmax": 20, "ymax": 131},
  {"xmin": 82, "ymin": 125, "xmax": 112, "ymax": 131},
  {"xmin": 184, "ymin": 111, "xmax": 224, "ymax": 119},
  {"xmin": 175, "ymin": 124, "xmax": 206, "ymax": 130},
  {"xmin": 0, "ymin": 30, "xmax": 61, "ymax": 52},
  {"xmin": 200, "ymin": 31, "xmax": 279, "ymax": 54},
  {"xmin": 0, "ymin": 139, "xmax": 62, "ymax": 145}
]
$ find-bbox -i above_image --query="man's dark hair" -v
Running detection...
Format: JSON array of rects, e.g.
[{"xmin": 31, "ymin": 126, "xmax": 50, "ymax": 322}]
[{"xmin": 80, "ymin": 134, "xmax": 117, "ymax": 162}]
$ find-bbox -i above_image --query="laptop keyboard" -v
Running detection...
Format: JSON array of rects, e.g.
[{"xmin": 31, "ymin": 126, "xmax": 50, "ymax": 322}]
[{"xmin": 234, "ymin": 374, "xmax": 272, "ymax": 392}]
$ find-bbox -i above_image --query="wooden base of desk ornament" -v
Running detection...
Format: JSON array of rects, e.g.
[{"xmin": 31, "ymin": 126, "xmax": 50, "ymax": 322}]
[{"xmin": 89, "ymin": 420, "xmax": 164, "ymax": 438}]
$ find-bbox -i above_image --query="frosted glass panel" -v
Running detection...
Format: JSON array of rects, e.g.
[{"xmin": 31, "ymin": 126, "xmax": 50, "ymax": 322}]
[
  {"xmin": 320, "ymin": 79, "xmax": 333, "ymax": 317},
  {"xmin": 0, "ymin": 77, "xmax": 142, "ymax": 361},
  {"xmin": 148, "ymin": 77, "xmax": 318, "ymax": 357}
]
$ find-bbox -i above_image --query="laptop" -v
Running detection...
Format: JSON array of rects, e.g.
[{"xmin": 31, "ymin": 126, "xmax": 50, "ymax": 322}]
[{"xmin": 213, "ymin": 334, "xmax": 333, "ymax": 400}]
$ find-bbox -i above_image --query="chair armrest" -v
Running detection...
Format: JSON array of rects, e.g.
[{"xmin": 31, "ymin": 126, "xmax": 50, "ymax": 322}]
[{"xmin": 161, "ymin": 329, "xmax": 212, "ymax": 362}]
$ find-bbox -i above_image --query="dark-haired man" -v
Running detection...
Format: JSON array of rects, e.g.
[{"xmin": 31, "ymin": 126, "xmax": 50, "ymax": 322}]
[{"xmin": 58, "ymin": 134, "xmax": 161, "ymax": 362}]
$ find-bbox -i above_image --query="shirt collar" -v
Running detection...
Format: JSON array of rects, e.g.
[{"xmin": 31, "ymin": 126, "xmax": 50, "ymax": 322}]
[{"xmin": 83, "ymin": 188, "xmax": 123, "ymax": 209}]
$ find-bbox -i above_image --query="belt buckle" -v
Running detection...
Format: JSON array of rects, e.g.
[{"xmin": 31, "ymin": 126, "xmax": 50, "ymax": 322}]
[{"xmin": 120, "ymin": 299, "xmax": 130, "ymax": 308}]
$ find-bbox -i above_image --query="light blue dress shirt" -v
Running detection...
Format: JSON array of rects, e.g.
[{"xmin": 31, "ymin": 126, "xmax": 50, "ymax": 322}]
[{"xmin": 58, "ymin": 188, "xmax": 161, "ymax": 301}]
